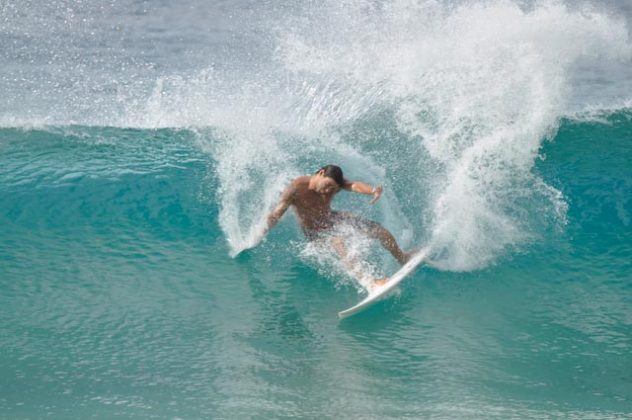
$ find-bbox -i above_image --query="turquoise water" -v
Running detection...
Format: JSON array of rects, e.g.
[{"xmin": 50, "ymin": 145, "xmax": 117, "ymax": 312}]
[
  {"xmin": 1, "ymin": 116, "xmax": 630, "ymax": 418},
  {"xmin": 1, "ymin": 0, "xmax": 632, "ymax": 418}
]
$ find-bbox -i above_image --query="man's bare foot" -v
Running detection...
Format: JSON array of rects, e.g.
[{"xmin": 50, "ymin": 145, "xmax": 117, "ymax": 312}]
[{"xmin": 370, "ymin": 277, "xmax": 390, "ymax": 291}]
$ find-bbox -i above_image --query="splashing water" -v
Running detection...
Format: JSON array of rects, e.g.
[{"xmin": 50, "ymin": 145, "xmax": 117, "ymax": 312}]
[
  {"xmin": 212, "ymin": 0, "xmax": 630, "ymax": 270},
  {"xmin": 2, "ymin": 0, "xmax": 631, "ymax": 272}
]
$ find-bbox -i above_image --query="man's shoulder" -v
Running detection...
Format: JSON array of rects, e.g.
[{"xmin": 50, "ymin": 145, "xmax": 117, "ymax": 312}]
[
  {"xmin": 290, "ymin": 176, "xmax": 310, "ymax": 189},
  {"xmin": 279, "ymin": 176, "xmax": 308, "ymax": 201}
]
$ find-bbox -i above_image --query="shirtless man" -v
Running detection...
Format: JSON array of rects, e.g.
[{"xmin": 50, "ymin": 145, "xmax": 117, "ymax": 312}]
[{"xmin": 260, "ymin": 164, "xmax": 414, "ymax": 285}]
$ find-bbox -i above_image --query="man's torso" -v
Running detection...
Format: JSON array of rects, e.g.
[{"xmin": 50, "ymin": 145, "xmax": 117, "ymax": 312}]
[{"xmin": 290, "ymin": 176, "xmax": 337, "ymax": 236}]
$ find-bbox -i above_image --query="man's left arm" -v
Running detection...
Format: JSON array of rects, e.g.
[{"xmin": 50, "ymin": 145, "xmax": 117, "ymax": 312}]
[{"xmin": 342, "ymin": 179, "xmax": 383, "ymax": 204}]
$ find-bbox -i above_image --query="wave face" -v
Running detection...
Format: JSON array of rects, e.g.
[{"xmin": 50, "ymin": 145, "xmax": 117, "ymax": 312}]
[
  {"xmin": 1, "ymin": 115, "xmax": 630, "ymax": 418},
  {"xmin": 1, "ymin": 0, "xmax": 631, "ymax": 418}
]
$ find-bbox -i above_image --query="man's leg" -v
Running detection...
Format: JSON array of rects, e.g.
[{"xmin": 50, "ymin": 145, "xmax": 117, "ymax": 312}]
[
  {"xmin": 345, "ymin": 214, "xmax": 411, "ymax": 265},
  {"xmin": 330, "ymin": 236, "xmax": 387, "ymax": 287},
  {"xmin": 370, "ymin": 224, "xmax": 411, "ymax": 265},
  {"xmin": 330, "ymin": 236, "xmax": 363, "ymax": 277}
]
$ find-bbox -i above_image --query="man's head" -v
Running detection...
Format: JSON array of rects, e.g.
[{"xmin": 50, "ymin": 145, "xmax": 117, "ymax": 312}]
[{"xmin": 312, "ymin": 164, "xmax": 344, "ymax": 195}]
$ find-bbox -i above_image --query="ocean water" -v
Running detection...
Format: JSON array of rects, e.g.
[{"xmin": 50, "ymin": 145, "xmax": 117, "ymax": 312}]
[{"xmin": 1, "ymin": 0, "xmax": 631, "ymax": 418}]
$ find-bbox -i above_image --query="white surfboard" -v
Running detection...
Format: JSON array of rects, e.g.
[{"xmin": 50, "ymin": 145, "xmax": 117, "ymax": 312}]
[{"xmin": 337, "ymin": 247, "xmax": 430, "ymax": 319}]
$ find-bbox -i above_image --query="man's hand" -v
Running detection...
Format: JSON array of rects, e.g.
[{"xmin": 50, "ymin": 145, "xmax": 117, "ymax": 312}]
[{"xmin": 370, "ymin": 185, "xmax": 383, "ymax": 204}]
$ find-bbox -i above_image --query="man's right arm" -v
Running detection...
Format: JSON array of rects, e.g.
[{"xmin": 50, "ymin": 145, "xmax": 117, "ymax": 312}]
[
  {"xmin": 235, "ymin": 183, "xmax": 295, "ymax": 256},
  {"xmin": 262, "ymin": 184, "xmax": 295, "ymax": 236}
]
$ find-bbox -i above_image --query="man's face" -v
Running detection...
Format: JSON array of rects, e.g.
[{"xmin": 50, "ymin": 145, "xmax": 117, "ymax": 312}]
[{"xmin": 314, "ymin": 172, "xmax": 341, "ymax": 195}]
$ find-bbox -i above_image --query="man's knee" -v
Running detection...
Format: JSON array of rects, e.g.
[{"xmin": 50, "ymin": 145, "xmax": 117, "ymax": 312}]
[
  {"xmin": 372, "ymin": 226, "xmax": 399, "ymax": 248},
  {"xmin": 330, "ymin": 237, "xmax": 347, "ymax": 255},
  {"xmin": 330, "ymin": 236, "xmax": 344, "ymax": 247}
]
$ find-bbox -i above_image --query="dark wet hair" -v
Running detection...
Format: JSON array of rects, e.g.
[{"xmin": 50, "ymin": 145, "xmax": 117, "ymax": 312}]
[{"xmin": 317, "ymin": 164, "xmax": 344, "ymax": 187}]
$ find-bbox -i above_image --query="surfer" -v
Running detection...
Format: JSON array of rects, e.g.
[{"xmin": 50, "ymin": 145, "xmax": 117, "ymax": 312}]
[{"xmin": 260, "ymin": 164, "xmax": 415, "ymax": 286}]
